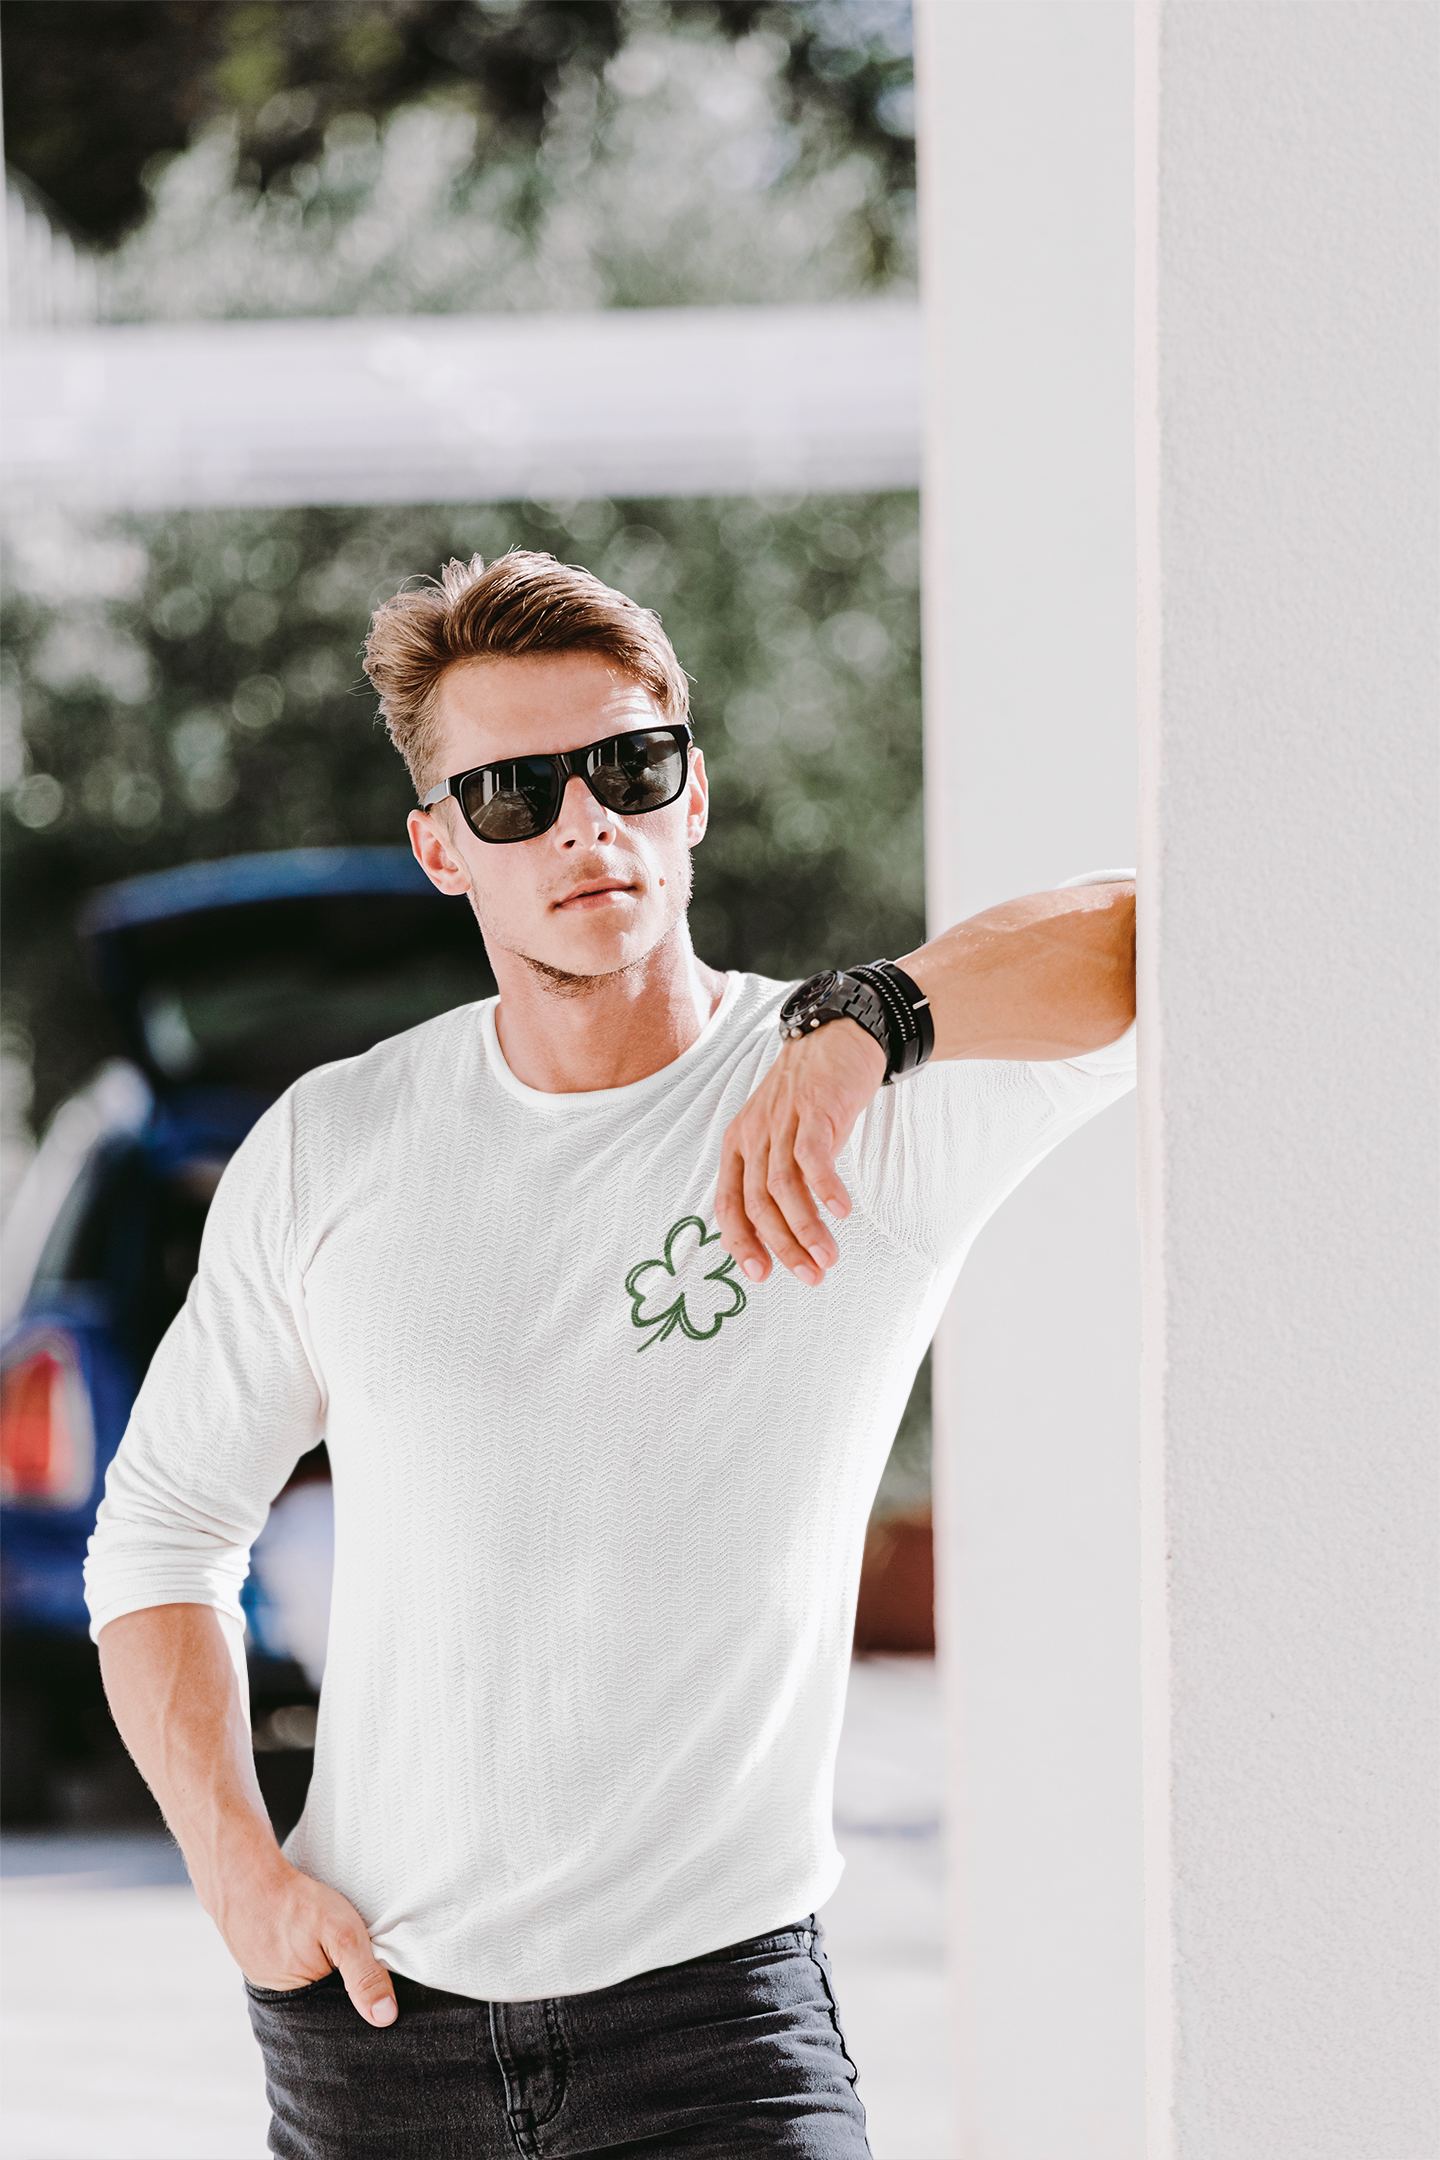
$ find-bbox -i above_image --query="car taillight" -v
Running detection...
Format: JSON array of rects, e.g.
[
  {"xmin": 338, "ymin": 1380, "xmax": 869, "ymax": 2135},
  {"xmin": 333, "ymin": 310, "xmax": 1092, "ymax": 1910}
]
[{"xmin": 0, "ymin": 1341, "xmax": 94, "ymax": 1507}]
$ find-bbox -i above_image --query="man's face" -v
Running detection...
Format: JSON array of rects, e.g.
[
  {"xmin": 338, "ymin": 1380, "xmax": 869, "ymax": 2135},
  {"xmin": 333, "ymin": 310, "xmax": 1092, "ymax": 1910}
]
[{"xmin": 407, "ymin": 651, "xmax": 708, "ymax": 982}]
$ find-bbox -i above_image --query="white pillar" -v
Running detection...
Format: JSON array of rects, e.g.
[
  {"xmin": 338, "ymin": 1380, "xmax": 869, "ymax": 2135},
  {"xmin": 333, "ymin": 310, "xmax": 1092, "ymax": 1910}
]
[
  {"xmin": 1136, "ymin": 6, "xmax": 1439, "ymax": 2156},
  {"xmin": 915, "ymin": 7, "xmax": 1143, "ymax": 2154}
]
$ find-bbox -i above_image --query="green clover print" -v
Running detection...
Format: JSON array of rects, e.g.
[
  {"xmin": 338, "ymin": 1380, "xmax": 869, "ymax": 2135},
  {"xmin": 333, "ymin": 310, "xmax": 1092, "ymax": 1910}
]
[{"xmin": 624, "ymin": 1216, "xmax": 748, "ymax": 1353}]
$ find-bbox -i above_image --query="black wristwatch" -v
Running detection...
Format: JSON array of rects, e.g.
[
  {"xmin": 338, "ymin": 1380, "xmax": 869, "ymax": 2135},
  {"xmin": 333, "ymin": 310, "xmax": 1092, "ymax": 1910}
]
[{"xmin": 778, "ymin": 961, "xmax": 935, "ymax": 1085}]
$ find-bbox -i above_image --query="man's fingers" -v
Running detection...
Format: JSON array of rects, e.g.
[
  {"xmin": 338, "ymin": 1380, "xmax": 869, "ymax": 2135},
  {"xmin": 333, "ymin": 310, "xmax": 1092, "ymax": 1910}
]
[
  {"xmin": 715, "ymin": 1122, "xmax": 770, "ymax": 1281},
  {"xmin": 328, "ymin": 1920, "xmax": 398, "ymax": 2027},
  {"xmin": 792, "ymin": 1121, "xmax": 853, "ymax": 1229},
  {"xmin": 719, "ymin": 1066, "xmax": 864, "ymax": 1286},
  {"xmin": 740, "ymin": 1138, "xmax": 794, "ymax": 1283},
  {"xmin": 743, "ymin": 1150, "xmax": 826, "ymax": 1286},
  {"xmin": 765, "ymin": 1155, "xmax": 838, "ymax": 1274}
]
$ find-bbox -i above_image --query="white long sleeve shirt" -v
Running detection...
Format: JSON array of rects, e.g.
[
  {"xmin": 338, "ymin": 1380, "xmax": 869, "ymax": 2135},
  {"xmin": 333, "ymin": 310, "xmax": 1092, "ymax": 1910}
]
[{"xmin": 87, "ymin": 905, "xmax": 1136, "ymax": 2001}]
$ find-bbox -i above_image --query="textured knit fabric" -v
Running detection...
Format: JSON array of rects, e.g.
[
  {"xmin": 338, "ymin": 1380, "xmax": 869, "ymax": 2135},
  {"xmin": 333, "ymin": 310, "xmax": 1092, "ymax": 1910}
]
[
  {"xmin": 246, "ymin": 1915, "xmax": 869, "ymax": 2158},
  {"xmin": 86, "ymin": 882, "xmax": 1135, "ymax": 2002}
]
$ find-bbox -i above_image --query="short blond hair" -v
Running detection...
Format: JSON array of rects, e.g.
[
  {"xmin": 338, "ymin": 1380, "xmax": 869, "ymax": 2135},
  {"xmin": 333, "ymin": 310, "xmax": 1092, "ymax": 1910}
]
[{"xmin": 363, "ymin": 549, "xmax": 690, "ymax": 796}]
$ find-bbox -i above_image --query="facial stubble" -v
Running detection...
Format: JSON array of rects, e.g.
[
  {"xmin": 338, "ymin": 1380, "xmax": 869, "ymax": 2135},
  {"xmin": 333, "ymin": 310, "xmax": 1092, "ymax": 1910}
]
[{"xmin": 467, "ymin": 847, "xmax": 694, "ymax": 1002}]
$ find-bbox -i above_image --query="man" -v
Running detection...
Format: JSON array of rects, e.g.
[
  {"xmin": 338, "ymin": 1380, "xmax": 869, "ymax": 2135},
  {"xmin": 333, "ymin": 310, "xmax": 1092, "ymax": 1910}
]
[{"xmin": 87, "ymin": 550, "xmax": 1135, "ymax": 2158}]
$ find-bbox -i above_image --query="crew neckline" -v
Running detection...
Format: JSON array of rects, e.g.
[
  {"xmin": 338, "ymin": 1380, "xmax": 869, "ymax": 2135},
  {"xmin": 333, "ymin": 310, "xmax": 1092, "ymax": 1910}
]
[{"xmin": 479, "ymin": 971, "xmax": 744, "ymax": 1111}]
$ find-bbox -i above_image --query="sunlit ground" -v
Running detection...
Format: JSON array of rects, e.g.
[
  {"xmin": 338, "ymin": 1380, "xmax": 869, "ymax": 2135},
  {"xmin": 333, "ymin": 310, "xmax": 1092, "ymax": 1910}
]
[{"xmin": 0, "ymin": 1655, "xmax": 946, "ymax": 2160}]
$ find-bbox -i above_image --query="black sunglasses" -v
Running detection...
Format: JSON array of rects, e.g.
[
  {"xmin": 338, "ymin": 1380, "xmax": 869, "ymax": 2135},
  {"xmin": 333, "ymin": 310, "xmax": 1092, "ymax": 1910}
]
[{"xmin": 421, "ymin": 724, "xmax": 693, "ymax": 845}]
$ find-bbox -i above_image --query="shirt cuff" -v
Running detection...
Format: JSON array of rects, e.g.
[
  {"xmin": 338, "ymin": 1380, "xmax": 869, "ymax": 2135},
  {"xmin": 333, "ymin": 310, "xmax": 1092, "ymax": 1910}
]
[
  {"xmin": 1061, "ymin": 1017, "xmax": 1137, "ymax": 1078},
  {"xmin": 1057, "ymin": 866, "xmax": 1136, "ymax": 890}
]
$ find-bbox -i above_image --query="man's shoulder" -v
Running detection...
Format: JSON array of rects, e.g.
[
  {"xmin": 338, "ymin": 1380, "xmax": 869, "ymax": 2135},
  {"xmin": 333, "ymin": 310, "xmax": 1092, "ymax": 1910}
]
[
  {"xmin": 705, "ymin": 971, "xmax": 794, "ymax": 1075},
  {"xmin": 725, "ymin": 970, "xmax": 794, "ymax": 1023},
  {"xmin": 288, "ymin": 999, "xmax": 492, "ymax": 1123}
]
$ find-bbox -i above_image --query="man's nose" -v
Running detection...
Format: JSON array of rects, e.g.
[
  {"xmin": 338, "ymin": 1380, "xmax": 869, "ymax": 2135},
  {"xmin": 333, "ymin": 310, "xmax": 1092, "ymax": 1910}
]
[{"xmin": 553, "ymin": 771, "xmax": 615, "ymax": 848}]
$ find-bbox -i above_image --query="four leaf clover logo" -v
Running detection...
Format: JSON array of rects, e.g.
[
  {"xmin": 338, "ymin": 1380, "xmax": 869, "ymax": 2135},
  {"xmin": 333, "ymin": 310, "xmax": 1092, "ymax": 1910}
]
[{"xmin": 624, "ymin": 1216, "xmax": 748, "ymax": 1352}]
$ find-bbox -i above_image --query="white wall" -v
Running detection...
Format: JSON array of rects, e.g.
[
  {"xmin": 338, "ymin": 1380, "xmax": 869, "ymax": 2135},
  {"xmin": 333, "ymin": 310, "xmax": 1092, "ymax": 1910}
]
[
  {"xmin": 1136, "ymin": 6, "xmax": 1439, "ymax": 2156},
  {"xmin": 915, "ymin": 7, "xmax": 1142, "ymax": 2154}
]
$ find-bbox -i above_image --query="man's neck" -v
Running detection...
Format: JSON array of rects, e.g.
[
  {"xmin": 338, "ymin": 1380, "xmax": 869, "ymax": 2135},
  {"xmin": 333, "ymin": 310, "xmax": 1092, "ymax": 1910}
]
[{"xmin": 490, "ymin": 923, "xmax": 728, "ymax": 1094}]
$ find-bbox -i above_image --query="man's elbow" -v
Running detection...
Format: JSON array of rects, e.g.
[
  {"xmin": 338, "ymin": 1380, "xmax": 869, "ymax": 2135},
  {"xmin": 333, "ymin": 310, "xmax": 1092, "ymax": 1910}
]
[
  {"xmin": 1116, "ymin": 887, "xmax": 1137, "ymax": 1015},
  {"xmin": 1077, "ymin": 884, "xmax": 1135, "ymax": 1048}
]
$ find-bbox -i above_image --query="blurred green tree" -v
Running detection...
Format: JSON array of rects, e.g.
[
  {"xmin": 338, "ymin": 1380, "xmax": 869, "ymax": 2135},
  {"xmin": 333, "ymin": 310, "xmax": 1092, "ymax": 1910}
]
[
  {"xmin": 2, "ymin": 0, "xmax": 913, "ymax": 281},
  {"xmin": 55, "ymin": 3, "xmax": 913, "ymax": 319}
]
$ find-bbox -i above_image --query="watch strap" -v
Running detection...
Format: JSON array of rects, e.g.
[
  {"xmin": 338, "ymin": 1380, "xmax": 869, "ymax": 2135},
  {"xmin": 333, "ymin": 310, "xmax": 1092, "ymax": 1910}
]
[{"xmin": 849, "ymin": 961, "xmax": 934, "ymax": 1082}]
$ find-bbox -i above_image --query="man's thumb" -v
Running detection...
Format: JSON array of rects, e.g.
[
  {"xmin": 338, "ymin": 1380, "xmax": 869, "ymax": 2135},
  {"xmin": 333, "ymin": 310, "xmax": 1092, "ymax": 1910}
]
[{"xmin": 332, "ymin": 1930, "xmax": 398, "ymax": 2027}]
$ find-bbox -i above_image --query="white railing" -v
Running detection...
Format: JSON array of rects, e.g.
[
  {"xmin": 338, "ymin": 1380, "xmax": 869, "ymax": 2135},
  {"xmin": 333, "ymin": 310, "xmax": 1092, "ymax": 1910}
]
[
  {"xmin": 4, "ymin": 180, "xmax": 100, "ymax": 331},
  {"xmin": 2, "ymin": 299, "xmax": 919, "ymax": 509}
]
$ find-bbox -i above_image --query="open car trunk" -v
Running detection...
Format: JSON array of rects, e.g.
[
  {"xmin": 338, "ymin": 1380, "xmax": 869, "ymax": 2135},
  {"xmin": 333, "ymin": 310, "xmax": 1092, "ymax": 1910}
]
[{"xmin": 80, "ymin": 846, "xmax": 494, "ymax": 1097}]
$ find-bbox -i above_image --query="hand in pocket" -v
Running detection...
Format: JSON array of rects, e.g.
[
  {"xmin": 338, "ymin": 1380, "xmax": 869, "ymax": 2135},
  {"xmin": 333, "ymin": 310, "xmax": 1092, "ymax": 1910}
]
[{"xmin": 226, "ymin": 1860, "xmax": 398, "ymax": 2027}]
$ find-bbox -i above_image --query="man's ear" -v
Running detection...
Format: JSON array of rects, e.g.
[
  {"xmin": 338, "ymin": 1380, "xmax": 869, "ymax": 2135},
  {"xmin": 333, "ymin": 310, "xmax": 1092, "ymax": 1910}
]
[
  {"xmin": 408, "ymin": 807, "xmax": 472, "ymax": 896},
  {"xmin": 686, "ymin": 747, "xmax": 709, "ymax": 849}
]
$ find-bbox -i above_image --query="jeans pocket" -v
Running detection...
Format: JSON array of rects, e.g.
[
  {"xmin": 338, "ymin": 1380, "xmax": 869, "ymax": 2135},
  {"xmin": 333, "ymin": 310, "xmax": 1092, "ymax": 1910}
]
[{"xmin": 244, "ymin": 1967, "xmax": 344, "ymax": 2005}]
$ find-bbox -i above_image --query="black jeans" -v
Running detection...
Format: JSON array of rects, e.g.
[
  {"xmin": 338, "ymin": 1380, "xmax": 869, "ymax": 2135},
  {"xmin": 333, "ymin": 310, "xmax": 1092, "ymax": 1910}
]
[{"xmin": 246, "ymin": 1916, "xmax": 872, "ymax": 2159}]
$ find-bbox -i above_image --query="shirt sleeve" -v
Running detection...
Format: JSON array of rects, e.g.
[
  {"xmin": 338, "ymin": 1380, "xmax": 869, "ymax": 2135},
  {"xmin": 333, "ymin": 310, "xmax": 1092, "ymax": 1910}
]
[
  {"xmin": 843, "ymin": 869, "xmax": 1137, "ymax": 1271},
  {"xmin": 83, "ymin": 1091, "xmax": 326, "ymax": 1642}
]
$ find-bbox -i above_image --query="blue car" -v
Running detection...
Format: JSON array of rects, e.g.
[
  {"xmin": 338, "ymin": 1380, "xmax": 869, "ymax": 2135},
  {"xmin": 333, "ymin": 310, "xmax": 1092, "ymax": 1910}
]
[{"xmin": 0, "ymin": 847, "xmax": 491, "ymax": 1824}]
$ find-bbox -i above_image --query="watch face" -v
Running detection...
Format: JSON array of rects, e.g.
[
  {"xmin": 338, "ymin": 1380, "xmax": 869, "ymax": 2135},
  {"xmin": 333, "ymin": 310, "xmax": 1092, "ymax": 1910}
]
[{"xmin": 782, "ymin": 970, "xmax": 840, "ymax": 1025}]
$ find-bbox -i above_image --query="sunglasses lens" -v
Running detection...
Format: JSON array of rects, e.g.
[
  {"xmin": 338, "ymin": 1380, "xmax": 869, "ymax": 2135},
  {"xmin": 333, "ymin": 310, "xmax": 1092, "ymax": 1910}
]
[
  {"xmin": 586, "ymin": 731, "xmax": 686, "ymax": 815},
  {"xmin": 459, "ymin": 758, "xmax": 561, "ymax": 841},
  {"xmin": 454, "ymin": 731, "xmax": 685, "ymax": 841}
]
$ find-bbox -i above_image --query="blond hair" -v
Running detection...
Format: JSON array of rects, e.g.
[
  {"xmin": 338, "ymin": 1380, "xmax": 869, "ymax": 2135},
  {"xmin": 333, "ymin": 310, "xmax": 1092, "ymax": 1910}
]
[{"xmin": 363, "ymin": 549, "xmax": 690, "ymax": 796}]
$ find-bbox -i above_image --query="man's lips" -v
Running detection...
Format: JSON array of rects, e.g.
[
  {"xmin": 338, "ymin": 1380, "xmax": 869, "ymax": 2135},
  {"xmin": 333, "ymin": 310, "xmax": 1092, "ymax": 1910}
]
[{"xmin": 552, "ymin": 878, "xmax": 637, "ymax": 911}]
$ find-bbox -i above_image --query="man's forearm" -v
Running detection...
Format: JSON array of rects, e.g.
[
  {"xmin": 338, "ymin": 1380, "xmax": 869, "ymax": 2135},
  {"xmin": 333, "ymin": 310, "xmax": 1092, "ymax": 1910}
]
[
  {"xmin": 98, "ymin": 1604, "xmax": 286, "ymax": 1918},
  {"xmin": 898, "ymin": 882, "xmax": 1136, "ymax": 1063},
  {"xmin": 98, "ymin": 1603, "xmax": 399, "ymax": 2019}
]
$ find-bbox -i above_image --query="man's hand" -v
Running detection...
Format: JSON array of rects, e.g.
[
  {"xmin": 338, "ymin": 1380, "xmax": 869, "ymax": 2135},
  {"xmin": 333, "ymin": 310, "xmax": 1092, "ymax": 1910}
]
[
  {"xmin": 716, "ymin": 1018, "xmax": 886, "ymax": 1286},
  {"xmin": 716, "ymin": 882, "xmax": 1134, "ymax": 1285},
  {"xmin": 98, "ymin": 1603, "xmax": 397, "ymax": 2027},
  {"xmin": 215, "ymin": 1852, "xmax": 398, "ymax": 2026}
]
